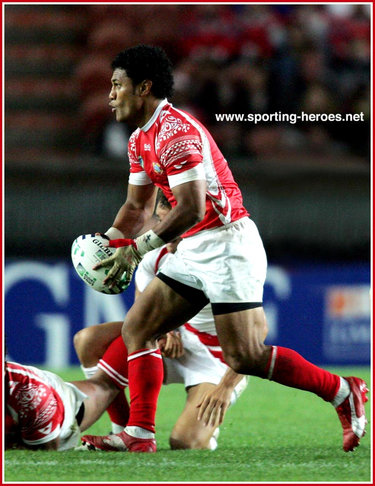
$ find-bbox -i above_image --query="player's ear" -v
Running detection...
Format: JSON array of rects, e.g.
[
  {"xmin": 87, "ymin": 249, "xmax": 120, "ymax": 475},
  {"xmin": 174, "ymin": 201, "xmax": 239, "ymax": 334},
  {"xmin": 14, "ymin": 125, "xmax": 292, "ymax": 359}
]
[{"xmin": 138, "ymin": 80, "xmax": 153, "ymax": 96}]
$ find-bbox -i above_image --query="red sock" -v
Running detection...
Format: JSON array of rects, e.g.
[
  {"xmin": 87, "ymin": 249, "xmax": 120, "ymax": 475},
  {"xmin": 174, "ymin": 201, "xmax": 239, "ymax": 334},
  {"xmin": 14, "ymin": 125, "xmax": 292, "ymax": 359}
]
[
  {"xmin": 266, "ymin": 346, "xmax": 340, "ymax": 402},
  {"xmin": 106, "ymin": 392, "xmax": 129, "ymax": 428},
  {"xmin": 99, "ymin": 336, "xmax": 129, "ymax": 388},
  {"xmin": 126, "ymin": 348, "xmax": 164, "ymax": 433},
  {"xmin": 98, "ymin": 336, "xmax": 130, "ymax": 426}
]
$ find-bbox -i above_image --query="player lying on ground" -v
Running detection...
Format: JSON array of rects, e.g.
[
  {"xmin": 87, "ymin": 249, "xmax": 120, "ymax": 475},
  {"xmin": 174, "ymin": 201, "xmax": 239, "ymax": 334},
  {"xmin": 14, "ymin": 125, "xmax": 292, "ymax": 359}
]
[
  {"xmin": 76, "ymin": 191, "xmax": 249, "ymax": 451},
  {"xmin": 82, "ymin": 45, "xmax": 368, "ymax": 453},
  {"xmin": 5, "ymin": 349, "xmax": 123, "ymax": 451}
]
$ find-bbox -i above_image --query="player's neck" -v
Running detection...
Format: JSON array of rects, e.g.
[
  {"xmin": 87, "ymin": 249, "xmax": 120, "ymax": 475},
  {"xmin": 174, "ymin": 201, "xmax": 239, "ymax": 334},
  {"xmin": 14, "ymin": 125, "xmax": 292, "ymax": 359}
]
[{"xmin": 137, "ymin": 98, "xmax": 164, "ymax": 128}]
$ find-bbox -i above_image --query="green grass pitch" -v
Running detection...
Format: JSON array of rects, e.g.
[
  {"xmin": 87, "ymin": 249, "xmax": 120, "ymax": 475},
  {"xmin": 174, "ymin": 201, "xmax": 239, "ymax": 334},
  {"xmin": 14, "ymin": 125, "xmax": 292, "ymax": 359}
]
[{"xmin": 4, "ymin": 366, "xmax": 371, "ymax": 483}]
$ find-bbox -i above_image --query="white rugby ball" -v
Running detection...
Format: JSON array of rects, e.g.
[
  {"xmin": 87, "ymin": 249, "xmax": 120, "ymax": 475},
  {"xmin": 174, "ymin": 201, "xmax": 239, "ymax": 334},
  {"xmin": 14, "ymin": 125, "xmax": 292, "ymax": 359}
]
[{"xmin": 71, "ymin": 234, "xmax": 127, "ymax": 294}]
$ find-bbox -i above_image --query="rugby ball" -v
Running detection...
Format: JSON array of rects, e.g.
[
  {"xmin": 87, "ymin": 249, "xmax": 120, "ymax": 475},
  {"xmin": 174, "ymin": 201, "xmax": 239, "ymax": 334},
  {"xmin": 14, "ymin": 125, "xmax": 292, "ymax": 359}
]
[{"xmin": 71, "ymin": 234, "xmax": 128, "ymax": 294}]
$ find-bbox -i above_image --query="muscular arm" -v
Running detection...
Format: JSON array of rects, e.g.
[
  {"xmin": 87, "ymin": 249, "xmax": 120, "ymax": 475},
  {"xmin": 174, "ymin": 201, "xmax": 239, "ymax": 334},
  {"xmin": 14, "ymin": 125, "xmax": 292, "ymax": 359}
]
[{"xmin": 111, "ymin": 183, "xmax": 157, "ymax": 237}]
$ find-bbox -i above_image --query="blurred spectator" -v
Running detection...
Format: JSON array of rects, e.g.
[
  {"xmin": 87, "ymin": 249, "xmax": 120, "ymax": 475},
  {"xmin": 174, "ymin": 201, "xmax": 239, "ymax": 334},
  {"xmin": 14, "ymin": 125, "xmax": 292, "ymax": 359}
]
[{"xmin": 72, "ymin": 4, "xmax": 369, "ymax": 163}]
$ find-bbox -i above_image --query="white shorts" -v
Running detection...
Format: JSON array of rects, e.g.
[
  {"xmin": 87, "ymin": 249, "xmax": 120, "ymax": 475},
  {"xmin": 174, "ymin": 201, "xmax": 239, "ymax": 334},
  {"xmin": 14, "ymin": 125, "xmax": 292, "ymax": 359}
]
[
  {"xmin": 163, "ymin": 327, "xmax": 248, "ymax": 404},
  {"xmin": 159, "ymin": 217, "xmax": 267, "ymax": 306},
  {"xmin": 59, "ymin": 382, "xmax": 88, "ymax": 451}
]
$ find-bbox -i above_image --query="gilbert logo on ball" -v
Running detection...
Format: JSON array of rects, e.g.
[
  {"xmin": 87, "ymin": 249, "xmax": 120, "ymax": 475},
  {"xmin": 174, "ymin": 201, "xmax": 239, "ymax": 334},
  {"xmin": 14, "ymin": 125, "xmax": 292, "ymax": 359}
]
[{"xmin": 71, "ymin": 234, "xmax": 128, "ymax": 294}]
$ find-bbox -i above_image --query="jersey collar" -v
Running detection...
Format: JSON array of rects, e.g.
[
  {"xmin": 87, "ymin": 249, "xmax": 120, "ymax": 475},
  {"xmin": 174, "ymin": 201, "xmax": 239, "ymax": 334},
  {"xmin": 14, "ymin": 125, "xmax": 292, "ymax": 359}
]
[{"xmin": 140, "ymin": 99, "xmax": 169, "ymax": 132}]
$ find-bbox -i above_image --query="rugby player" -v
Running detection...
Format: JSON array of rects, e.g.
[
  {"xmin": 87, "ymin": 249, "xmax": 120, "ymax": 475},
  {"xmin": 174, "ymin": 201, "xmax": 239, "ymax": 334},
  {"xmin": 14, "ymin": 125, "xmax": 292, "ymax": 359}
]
[
  {"xmin": 78, "ymin": 192, "xmax": 249, "ymax": 451},
  {"xmin": 82, "ymin": 45, "xmax": 368, "ymax": 453}
]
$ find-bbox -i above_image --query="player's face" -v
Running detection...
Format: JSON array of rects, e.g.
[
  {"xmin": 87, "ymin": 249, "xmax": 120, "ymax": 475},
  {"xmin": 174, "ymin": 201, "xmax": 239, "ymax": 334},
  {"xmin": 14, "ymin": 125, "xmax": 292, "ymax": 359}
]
[{"xmin": 109, "ymin": 68, "xmax": 143, "ymax": 124}]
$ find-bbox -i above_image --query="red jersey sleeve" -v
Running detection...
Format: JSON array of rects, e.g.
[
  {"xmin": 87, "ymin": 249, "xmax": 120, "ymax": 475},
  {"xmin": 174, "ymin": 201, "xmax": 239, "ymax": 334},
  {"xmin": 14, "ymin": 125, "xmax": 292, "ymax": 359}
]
[{"xmin": 156, "ymin": 113, "xmax": 204, "ymax": 179}]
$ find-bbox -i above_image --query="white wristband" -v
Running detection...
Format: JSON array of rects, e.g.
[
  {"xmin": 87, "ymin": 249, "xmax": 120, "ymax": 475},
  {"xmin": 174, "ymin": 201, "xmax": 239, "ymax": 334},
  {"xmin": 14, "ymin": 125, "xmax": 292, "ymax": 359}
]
[
  {"xmin": 135, "ymin": 229, "xmax": 165, "ymax": 256},
  {"xmin": 105, "ymin": 227, "xmax": 125, "ymax": 239}
]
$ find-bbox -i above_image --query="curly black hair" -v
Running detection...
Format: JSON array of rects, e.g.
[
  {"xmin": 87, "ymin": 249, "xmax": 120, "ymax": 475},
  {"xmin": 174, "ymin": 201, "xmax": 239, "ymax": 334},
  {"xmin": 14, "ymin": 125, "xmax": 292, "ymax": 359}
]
[{"xmin": 111, "ymin": 44, "xmax": 174, "ymax": 99}]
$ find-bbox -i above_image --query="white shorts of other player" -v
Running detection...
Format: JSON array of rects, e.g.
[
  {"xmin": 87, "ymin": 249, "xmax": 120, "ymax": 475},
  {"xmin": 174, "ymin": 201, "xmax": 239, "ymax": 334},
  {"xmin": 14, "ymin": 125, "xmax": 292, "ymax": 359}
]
[
  {"xmin": 187, "ymin": 303, "xmax": 216, "ymax": 335},
  {"xmin": 163, "ymin": 326, "xmax": 248, "ymax": 405},
  {"xmin": 59, "ymin": 382, "xmax": 88, "ymax": 451},
  {"xmin": 160, "ymin": 217, "xmax": 267, "ymax": 304}
]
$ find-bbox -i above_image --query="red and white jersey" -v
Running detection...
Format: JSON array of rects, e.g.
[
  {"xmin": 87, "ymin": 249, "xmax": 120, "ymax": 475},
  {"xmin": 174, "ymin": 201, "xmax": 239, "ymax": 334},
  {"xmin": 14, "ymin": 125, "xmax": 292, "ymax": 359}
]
[
  {"xmin": 5, "ymin": 362, "xmax": 86, "ymax": 450},
  {"xmin": 128, "ymin": 99, "xmax": 249, "ymax": 238},
  {"xmin": 135, "ymin": 247, "xmax": 224, "ymax": 362}
]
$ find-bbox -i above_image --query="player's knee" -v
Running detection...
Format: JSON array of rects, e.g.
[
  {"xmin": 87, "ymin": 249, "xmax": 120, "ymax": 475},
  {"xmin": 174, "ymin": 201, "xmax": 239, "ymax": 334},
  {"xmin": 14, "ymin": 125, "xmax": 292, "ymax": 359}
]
[
  {"xmin": 223, "ymin": 353, "xmax": 248, "ymax": 374},
  {"xmin": 73, "ymin": 327, "xmax": 102, "ymax": 366},
  {"xmin": 169, "ymin": 433, "xmax": 209, "ymax": 450},
  {"xmin": 223, "ymin": 344, "xmax": 267, "ymax": 375},
  {"xmin": 169, "ymin": 435, "xmax": 188, "ymax": 450},
  {"xmin": 73, "ymin": 328, "xmax": 90, "ymax": 359}
]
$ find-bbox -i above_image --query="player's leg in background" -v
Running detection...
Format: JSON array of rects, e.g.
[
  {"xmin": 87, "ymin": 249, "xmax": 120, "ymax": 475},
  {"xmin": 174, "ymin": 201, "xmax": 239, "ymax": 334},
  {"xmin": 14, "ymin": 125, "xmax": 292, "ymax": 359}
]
[
  {"xmin": 74, "ymin": 321, "xmax": 128, "ymax": 433},
  {"xmin": 74, "ymin": 321, "xmax": 123, "ymax": 369},
  {"xmin": 169, "ymin": 383, "xmax": 219, "ymax": 450},
  {"xmin": 72, "ymin": 369, "xmax": 120, "ymax": 432}
]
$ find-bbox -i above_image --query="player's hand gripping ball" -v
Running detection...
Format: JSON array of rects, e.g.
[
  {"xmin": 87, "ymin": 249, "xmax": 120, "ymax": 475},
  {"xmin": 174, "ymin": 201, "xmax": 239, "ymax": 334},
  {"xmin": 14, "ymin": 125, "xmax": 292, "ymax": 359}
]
[{"xmin": 71, "ymin": 234, "xmax": 129, "ymax": 294}]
